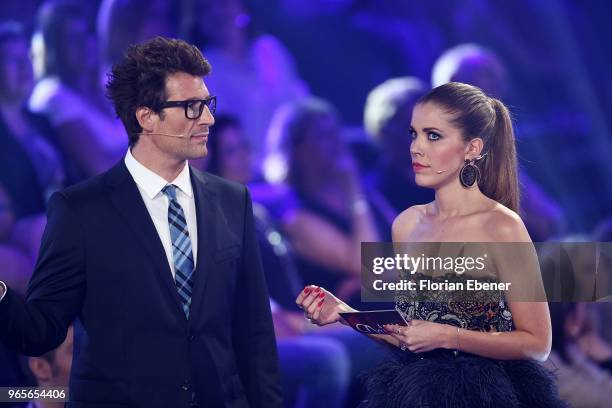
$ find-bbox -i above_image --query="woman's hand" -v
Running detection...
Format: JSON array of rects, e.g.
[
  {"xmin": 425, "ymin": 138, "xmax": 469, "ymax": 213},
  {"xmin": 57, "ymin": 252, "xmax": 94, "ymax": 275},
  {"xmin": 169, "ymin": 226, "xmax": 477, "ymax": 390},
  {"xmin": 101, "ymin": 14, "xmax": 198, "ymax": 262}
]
[
  {"xmin": 384, "ymin": 320, "xmax": 455, "ymax": 353},
  {"xmin": 295, "ymin": 285, "xmax": 354, "ymax": 326}
]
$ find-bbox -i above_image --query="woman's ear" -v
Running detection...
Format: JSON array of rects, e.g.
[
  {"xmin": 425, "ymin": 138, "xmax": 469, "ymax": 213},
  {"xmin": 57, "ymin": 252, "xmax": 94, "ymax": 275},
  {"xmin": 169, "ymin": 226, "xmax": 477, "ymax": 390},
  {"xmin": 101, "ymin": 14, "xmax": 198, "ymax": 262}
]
[
  {"xmin": 135, "ymin": 106, "xmax": 156, "ymax": 133},
  {"xmin": 465, "ymin": 138, "xmax": 484, "ymax": 160}
]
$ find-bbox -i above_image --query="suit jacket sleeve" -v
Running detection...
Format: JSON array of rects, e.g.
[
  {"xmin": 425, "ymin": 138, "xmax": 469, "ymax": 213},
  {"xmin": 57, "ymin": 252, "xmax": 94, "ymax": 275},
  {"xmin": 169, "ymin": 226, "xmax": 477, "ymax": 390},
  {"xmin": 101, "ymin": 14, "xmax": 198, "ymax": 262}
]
[
  {"xmin": 232, "ymin": 187, "xmax": 282, "ymax": 407},
  {"xmin": 0, "ymin": 192, "xmax": 86, "ymax": 355}
]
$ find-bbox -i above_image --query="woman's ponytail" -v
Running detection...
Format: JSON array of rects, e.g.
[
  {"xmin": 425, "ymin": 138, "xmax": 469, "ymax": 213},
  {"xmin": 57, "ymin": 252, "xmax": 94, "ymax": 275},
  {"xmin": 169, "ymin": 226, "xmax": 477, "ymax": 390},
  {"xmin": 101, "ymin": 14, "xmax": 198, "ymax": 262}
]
[{"xmin": 479, "ymin": 98, "xmax": 520, "ymax": 212}]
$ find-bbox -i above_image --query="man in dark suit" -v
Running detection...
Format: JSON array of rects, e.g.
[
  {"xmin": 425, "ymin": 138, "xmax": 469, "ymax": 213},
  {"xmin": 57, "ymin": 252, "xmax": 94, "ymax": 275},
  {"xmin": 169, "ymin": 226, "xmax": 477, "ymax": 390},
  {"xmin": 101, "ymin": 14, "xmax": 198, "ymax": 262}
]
[{"xmin": 0, "ymin": 37, "xmax": 281, "ymax": 408}]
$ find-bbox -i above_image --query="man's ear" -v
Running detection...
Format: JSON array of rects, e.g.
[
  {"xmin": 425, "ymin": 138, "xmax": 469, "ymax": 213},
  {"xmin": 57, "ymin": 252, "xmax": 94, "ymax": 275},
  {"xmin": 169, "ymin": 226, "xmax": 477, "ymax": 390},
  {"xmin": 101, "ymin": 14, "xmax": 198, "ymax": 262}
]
[
  {"xmin": 28, "ymin": 357, "xmax": 52, "ymax": 383},
  {"xmin": 465, "ymin": 137, "xmax": 484, "ymax": 160},
  {"xmin": 135, "ymin": 106, "xmax": 156, "ymax": 133}
]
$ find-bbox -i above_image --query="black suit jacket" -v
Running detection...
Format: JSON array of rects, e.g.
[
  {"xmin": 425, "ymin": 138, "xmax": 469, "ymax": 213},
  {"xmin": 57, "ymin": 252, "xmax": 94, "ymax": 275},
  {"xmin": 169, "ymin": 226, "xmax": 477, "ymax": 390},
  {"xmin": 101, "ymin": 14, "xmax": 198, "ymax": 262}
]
[{"xmin": 0, "ymin": 161, "xmax": 281, "ymax": 408}]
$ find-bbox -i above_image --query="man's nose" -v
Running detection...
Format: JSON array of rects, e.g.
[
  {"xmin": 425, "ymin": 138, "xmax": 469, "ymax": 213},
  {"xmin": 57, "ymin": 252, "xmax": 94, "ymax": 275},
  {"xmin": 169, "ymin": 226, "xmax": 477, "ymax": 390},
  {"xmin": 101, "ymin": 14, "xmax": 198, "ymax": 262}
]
[{"xmin": 198, "ymin": 106, "xmax": 215, "ymax": 127}]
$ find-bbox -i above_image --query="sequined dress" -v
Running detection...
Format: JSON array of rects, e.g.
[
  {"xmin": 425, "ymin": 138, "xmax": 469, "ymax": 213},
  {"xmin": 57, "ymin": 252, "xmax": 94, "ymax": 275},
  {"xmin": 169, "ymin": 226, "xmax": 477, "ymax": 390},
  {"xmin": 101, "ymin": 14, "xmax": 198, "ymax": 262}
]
[{"xmin": 360, "ymin": 272, "xmax": 567, "ymax": 408}]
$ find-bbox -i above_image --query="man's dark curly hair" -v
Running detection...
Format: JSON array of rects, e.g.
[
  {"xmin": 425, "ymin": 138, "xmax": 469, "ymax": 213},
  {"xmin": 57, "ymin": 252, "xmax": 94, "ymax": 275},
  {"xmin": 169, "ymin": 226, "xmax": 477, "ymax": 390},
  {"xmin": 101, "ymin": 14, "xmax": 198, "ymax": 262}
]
[{"xmin": 106, "ymin": 36, "xmax": 212, "ymax": 147}]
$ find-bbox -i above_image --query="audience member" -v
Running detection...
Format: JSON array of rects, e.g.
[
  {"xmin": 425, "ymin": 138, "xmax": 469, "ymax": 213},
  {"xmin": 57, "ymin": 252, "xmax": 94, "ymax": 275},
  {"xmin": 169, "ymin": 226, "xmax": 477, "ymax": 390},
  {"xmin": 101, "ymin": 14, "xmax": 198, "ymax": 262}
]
[
  {"xmin": 546, "ymin": 303, "xmax": 612, "ymax": 408},
  {"xmin": 23, "ymin": 325, "xmax": 73, "ymax": 408},
  {"xmin": 190, "ymin": 0, "xmax": 308, "ymax": 166},
  {"xmin": 264, "ymin": 98, "xmax": 381, "ymax": 303},
  {"xmin": 97, "ymin": 0, "xmax": 177, "ymax": 70},
  {"xmin": 0, "ymin": 184, "xmax": 33, "ymax": 296},
  {"xmin": 0, "ymin": 21, "xmax": 64, "ymax": 216},
  {"xmin": 363, "ymin": 77, "xmax": 434, "ymax": 235},
  {"xmin": 29, "ymin": 1, "xmax": 124, "ymax": 180}
]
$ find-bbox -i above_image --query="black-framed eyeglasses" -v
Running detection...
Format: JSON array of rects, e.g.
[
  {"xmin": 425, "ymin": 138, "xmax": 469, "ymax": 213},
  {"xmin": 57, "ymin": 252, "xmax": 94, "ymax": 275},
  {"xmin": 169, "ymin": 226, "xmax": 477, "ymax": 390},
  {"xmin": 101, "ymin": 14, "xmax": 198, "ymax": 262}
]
[{"xmin": 159, "ymin": 96, "xmax": 217, "ymax": 119}]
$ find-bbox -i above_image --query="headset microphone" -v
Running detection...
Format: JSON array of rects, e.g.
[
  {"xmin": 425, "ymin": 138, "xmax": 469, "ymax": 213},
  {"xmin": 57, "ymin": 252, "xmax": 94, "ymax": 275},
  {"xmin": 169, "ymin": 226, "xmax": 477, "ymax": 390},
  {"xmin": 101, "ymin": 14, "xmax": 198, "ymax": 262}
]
[{"xmin": 138, "ymin": 132, "xmax": 189, "ymax": 139}]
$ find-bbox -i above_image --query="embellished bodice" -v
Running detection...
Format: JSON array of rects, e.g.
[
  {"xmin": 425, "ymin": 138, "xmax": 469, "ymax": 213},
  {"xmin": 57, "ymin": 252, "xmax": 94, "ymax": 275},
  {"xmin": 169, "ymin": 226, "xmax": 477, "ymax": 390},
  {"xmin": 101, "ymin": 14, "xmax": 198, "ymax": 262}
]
[{"xmin": 395, "ymin": 271, "xmax": 514, "ymax": 332}]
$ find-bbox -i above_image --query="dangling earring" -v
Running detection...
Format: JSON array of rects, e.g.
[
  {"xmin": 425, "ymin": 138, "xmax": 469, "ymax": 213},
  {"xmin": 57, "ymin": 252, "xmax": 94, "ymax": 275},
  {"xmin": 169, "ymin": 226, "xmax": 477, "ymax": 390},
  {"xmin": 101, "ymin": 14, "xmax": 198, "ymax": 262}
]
[
  {"xmin": 459, "ymin": 159, "xmax": 480, "ymax": 187},
  {"xmin": 459, "ymin": 153, "xmax": 486, "ymax": 188}
]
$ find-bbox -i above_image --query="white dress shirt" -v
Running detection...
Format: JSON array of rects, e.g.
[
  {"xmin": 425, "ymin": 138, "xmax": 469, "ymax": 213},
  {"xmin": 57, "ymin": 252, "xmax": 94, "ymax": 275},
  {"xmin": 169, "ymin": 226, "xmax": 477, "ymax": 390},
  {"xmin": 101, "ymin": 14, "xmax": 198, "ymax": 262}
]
[{"xmin": 124, "ymin": 149, "xmax": 198, "ymax": 279}]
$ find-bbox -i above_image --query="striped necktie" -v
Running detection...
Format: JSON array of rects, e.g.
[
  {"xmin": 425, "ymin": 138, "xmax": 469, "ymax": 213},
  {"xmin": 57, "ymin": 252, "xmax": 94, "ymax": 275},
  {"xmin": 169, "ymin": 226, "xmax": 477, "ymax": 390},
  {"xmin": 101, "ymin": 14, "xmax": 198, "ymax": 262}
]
[{"xmin": 162, "ymin": 184, "xmax": 195, "ymax": 319}]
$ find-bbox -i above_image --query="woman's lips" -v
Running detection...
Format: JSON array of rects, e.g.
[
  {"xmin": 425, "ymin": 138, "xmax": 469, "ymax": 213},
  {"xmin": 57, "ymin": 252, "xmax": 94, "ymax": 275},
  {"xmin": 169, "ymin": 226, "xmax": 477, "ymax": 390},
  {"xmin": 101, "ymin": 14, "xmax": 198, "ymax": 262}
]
[{"xmin": 412, "ymin": 163, "xmax": 429, "ymax": 172}]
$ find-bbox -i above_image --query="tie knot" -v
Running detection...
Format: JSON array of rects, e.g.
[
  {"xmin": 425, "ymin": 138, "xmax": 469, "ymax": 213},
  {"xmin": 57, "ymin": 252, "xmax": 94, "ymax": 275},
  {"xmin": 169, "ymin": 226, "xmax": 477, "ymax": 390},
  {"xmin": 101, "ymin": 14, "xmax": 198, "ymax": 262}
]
[{"xmin": 162, "ymin": 184, "xmax": 178, "ymax": 200}]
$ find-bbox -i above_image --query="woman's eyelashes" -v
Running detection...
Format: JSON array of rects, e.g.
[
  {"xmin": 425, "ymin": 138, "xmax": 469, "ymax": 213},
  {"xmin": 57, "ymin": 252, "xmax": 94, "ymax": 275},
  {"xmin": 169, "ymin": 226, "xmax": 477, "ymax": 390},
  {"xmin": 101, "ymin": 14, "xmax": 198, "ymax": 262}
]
[
  {"xmin": 409, "ymin": 127, "xmax": 417, "ymax": 139},
  {"xmin": 409, "ymin": 127, "xmax": 442, "ymax": 141},
  {"xmin": 427, "ymin": 131, "xmax": 441, "ymax": 141}
]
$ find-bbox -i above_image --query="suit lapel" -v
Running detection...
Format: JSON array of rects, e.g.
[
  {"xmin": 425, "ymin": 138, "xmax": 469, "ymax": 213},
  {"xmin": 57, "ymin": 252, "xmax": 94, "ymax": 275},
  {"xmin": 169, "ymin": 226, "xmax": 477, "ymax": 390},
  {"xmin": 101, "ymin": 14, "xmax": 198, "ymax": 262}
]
[
  {"xmin": 189, "ymin": 169, "xmax": 216, "ymax": 324},
  {"xmin": 104, "ymin": 162, "xmax": 187, "ymax": 323}
]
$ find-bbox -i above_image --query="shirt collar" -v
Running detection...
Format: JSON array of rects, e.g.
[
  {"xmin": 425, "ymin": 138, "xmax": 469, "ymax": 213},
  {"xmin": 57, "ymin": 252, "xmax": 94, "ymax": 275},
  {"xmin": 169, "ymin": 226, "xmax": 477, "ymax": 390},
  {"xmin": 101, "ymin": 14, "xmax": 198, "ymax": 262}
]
[{"xmin": 124, "ymin": 149, "xmax": 193, "ymax": 200}]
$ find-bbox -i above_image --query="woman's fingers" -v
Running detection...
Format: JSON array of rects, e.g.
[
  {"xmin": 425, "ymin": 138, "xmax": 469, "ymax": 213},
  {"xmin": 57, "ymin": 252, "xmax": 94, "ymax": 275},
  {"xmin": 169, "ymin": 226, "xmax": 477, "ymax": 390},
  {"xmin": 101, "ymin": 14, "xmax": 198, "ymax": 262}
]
[
  {"xmin": 385, "ymin": 324, "xmax": 436, "ymax": 353},
  {"xmin": 306, "ymin": 292, "xmax": 325, "ymax": 316},
  {"xmin": 384, "ymin": 324, "xmax": 410, "ymax": 351},
  {"xmin": 295, "ymin": 285, "xmax": 315, "ymax": 305},
  {"xmin": 311, "ymin": 297, "xmax": 325, "ymax": 322},
  {"xmin": 385, "ymin": 324, "xmax": 413, "ymax": 344},
  {"xmin": 384, "ymin": 324, "xmax": 405, "ymax": 336},
  {"xmin": 303, "ymin": 288, "xmax": 321, "ymax": 310},
  {"xmin": 296, "ymin": 285, "xmax": 322, "ymax": 310},
  {"xmin": 297, "ymin": 286, "xmax": 338, "ymax": 326}
]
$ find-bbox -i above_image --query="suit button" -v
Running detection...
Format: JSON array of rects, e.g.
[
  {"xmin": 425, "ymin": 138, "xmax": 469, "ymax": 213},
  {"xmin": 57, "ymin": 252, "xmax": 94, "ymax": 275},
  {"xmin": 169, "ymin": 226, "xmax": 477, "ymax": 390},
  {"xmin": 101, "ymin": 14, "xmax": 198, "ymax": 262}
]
[
  {"xmin": 181, "ymin": 382, "xmax": 192, "ymax": 391},
  {"xmin": 188, "ymin": 334, "xmax": 196, "ymax": 341}
]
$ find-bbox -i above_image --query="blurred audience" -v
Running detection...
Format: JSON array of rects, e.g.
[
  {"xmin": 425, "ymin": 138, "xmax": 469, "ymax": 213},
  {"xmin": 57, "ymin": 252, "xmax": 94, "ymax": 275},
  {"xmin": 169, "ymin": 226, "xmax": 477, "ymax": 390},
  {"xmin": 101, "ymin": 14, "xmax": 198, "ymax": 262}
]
[
  {"xmin": 0, "ymin": 24, "xmax": 52, "ymax": 394},
  {"xmin": 431, "ymin": 43, "xmax": 508, "ymax": 99},
  {"xmin": 203, "ymin": 114, "xmax": 350, "ymax": 407},
  {"xmin": 22, "ymin": 325, "xmax": 73, "ymax": 408},
  {"xmin": 275, "ymin": 326, "xmax": 350, "ymax": 408},
  {"xmin": 0, "ymin": 183, "xmax": 46, "ymax": 407},
  {"xmin": 97, "ymin": 0, "xmax": 177, "ymax": 71},
  {"xmin": 28, "ymin": 0, "xmax": 124, "ymax": 181},
  {"xmin": 264, "ymin": 98, "xmax": 380, "ymax": 303},
  {"xmin": 546, "ymin": 303, "xmax": 612, "ymax": 408},
  {"xmin": 594, "ymin": 217, "xmax": 612, "ymax": 242},
  {"xmin": 189, "ymin": 0, "xmax": 308, "ymax": 167},
  {"xmin": 0, "ymin": 184, "xmax": 34, "ymax": 297},
  {"xmin": 203, "ymin": 115, "xmax": 252, "ymax": 184},
  {"xmin": 261, "ymin": 0, "xmax": 443, "ymax": 124},
  {"xmin": 593, "ymin": 217, "xmax": 612, "ymax": 344},
  {"xmin": 0, "ymin": 21, "xmax": 64, "ymax": 217},
  {"xmin": 363, "ymin": 77, "xmax": 434, "ymax": 236},
  {"xmin": 431, "ymin": 42, "xmax": 565, "ymax": 241}
]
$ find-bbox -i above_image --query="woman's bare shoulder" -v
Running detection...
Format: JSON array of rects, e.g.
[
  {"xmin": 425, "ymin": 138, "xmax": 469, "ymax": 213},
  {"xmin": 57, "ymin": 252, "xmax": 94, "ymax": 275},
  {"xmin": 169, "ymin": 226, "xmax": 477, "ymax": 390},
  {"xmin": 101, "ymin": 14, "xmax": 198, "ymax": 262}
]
[
  {"xmin": 392, "ymin": 203, "xmax": 430, "ymax": 241},
  {"xmin": 483, "ymin": 203, "xmax": 532, "ymax": 242}
]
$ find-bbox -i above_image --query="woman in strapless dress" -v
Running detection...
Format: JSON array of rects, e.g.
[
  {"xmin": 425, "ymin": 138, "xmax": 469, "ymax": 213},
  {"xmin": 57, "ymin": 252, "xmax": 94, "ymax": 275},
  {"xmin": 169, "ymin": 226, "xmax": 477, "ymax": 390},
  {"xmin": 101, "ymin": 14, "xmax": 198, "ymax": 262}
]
[{"xmin": 297, "ymin": 82, "xmax": 566, "ymax": 407}]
